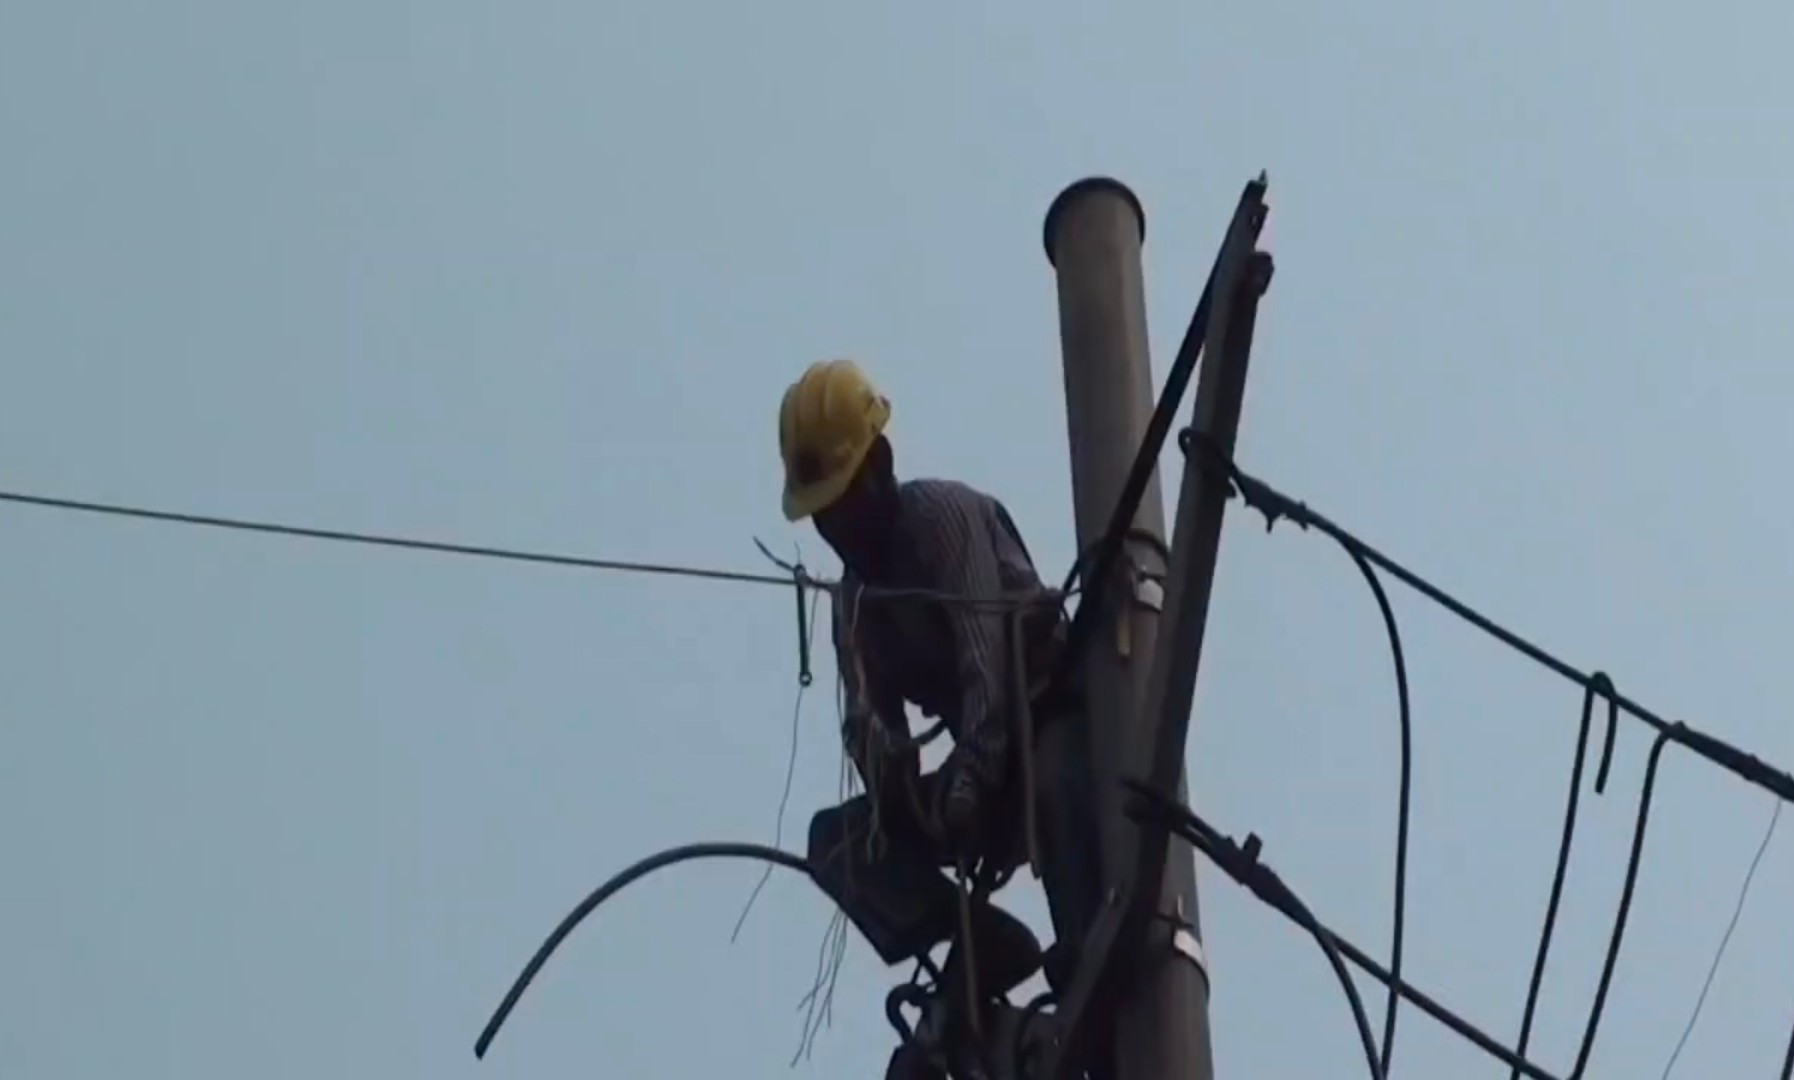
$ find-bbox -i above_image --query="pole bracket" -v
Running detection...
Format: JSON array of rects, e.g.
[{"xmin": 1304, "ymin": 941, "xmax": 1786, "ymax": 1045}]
[{"xmin": 1155, "ymin": 896, "xmax": 1211, "ymax": 993}]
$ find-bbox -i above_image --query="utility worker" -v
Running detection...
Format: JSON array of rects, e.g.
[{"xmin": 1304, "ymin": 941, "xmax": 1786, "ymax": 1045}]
[{"xmin": 780, "ymin": 359, "xmax": 1100, "ymax": 1077}]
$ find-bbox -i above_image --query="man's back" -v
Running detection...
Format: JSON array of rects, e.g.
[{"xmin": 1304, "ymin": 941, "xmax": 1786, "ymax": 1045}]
[{"xmin": 835, "ymin": 478, "xmax": 1047, "ymax": 727}]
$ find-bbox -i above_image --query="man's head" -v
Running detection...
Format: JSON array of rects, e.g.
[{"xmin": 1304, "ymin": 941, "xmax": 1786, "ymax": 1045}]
[{"xmin": 778, "ymin": 359, "xmax": 900, "ymax": 560}]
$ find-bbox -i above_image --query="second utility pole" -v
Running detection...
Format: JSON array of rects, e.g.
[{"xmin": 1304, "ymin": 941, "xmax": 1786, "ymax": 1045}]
[{"xmin": 1044, "ymin": 178, "xmax": 1215, "ymax": 1080}]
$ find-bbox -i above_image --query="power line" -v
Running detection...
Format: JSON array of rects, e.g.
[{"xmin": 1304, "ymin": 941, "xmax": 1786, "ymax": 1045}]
[
  {"xmin": 1194, "ymin": 446, "xmax": 1794, "ymax": 806},
  {"xmin": 0, "ymin": 487, "xmax": 1071, "ymax": 614},
  {"xmin": 1179, "ymin": 438, "xmax": 1794, "ymax": 1078},
  {"xmin": 0, "ymin": 488, "xmax": 799, "ymax": 587},
  {"xmin": 1123, "ymin": 783, "xmax": 1554, "ymax": 1080}
]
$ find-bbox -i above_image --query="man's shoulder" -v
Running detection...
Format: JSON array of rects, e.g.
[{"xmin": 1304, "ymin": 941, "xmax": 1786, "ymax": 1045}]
[{"xmin": 897, "ymin": 477, "xmax": 998, "ymax": 515}]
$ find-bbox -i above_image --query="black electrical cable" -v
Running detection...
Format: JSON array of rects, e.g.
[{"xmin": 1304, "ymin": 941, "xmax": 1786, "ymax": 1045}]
[
  {"xmin": 1186, "ymin": 446, "xmax": 1794, "ymax": 806},
  {"xmin": 1511, "ymin": 675, "xmax": 1620, "ymax": 1079},
  {"xmin": 2, "ymin": 487, "xmax": 1064, "ymax": 613},
  {"xmin": 1056, "ymin": 175, "xmax": 1269, "ymax": 673},
  {"xmin": 1779, "ymin": 1013, "xmax": 1794, "ymax": 1080},
  {"xmin": 1123, "ymin": 792, "xmax": 1384, "ymax": 1079},
  {"xmin": 1122, "ymin": 783, "xmax": 1566, "ymax": 1080},
  {"xmin": 1337, "ymin": 542, "xmax": 1412, "ymax": 1077},
  {"xmin": 1567, "ymin": 728, "xmax": 1678, "ymax": 1078},
  {"xmin": 1327, "ymin": 930, "xmax": 1564, "ymax": 1080},
  {"xmin": 1177, "ymin": 439, "xmax": 1794, "ymax": 1077},
  {"xmin": 1, "ymin": 489, "xmax": 804, "ymax": 587},
  {"xmin": 474, "ymin": 842, "xmax": 815, "ymax": 1060}
]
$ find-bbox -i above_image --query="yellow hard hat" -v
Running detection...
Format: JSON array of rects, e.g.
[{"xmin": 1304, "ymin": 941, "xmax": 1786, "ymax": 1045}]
[{"xmin": 778, "ymin": 359, "xmax": 892, "ymax": 521}]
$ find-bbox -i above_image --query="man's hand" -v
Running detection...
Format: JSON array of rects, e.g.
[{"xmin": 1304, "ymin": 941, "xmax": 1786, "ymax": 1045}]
[{"xmin": 932, "ymin": 747, "xmax": 984, "ymax": 857}]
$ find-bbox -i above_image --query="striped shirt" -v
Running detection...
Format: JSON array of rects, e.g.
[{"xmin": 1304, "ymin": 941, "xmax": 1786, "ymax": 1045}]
[{"xmin": 833, "ymin": 478, "xmax": 1051, "ymax": 797}]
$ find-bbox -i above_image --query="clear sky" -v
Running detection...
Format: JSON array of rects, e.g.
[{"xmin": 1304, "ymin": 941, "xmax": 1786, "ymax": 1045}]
[{"xmin": 4, "ymin": 1, "xmax": 1792, "ymax": 1077}]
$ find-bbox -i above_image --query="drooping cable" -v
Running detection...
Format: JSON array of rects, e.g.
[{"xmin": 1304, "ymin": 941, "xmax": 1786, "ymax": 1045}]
[
  {"xmin": 1567, "ymin": 728, "xmax": 1678, "ymax": 1076},
  {"xmin": 1186, "ymin": 445, "xmax": 1794, "ymax": 807},
  {"xmin": 732, "ymin": 580, "xmax": 823, "ymax": 941},
  {"xmin": 1335, "ymin": 541, "xmax": 1413, "ymax": 1076},
  {"xmin": 1511, "ymin": 676, "xmax": 1620, "ymax": 1079},
  {"xmin": 2, "ymin": 489, "xmax": 800, "ymax": 586},
  {"xmin": 473, "ymin": 842, "xmax": 814, "ymax": 1060}
]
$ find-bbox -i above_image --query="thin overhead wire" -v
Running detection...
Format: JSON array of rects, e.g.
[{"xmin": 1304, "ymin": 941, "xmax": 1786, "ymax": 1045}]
[
  {"xmin": 795, "ymin": 682, "xmax": 863, "ymax": 1062},
  {"xmin": 1658, "ymin": 797, "xmax": 1784, "ymax": 1079},
  {"xmin": 1, "ymin": 488, "xmax": 799, "ymax": 586},
  {"xmin": 0, "ymin": 487, "xmax": 1067, "ymax": 612},
  {"xmin": 732, "ymin": 582, "xmax": 824, "ymax": 943}
]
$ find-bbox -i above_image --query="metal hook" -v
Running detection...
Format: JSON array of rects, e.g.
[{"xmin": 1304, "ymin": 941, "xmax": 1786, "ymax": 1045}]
[
  {"xmin": 1586, "ymin": 671, "xmax": 1620, "ymax": 794},
  {"xmin": 754, "ymin": 536, "xmax": 813, "ymax": 687}
]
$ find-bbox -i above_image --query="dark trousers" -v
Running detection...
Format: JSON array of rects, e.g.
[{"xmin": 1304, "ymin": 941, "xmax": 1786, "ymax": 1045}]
[{"xmin": 807, "ymin": 710, "xmax": 1102, "ymax": 1001}]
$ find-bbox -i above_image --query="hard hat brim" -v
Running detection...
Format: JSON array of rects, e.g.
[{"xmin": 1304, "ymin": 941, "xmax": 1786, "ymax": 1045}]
[
  {"xmin": 782, "ymin": 456, "xmax": 858, "ymax": 521},
  {"xmin": 781, "ymin": 425, "xmax": 883, "ymax": 521},
  {"xmin": 779, "ymin": 389, "xmax": 890, "ymax": 522}
]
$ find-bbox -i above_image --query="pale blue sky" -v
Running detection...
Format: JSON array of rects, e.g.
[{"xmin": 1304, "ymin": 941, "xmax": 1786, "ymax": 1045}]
[{"xmin": 4, "ymin": 1, "xmax": 1792, "ymax": 1077}]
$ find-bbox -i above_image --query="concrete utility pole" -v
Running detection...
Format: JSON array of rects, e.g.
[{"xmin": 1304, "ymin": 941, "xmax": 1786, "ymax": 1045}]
[
  {"xmin": 1041, "ymin": 174, "xmax": 1271, "ymax": 1080},
  {"xmin": 1043, "ymin": 178, "xmax": 1215, "ymax": 1080}
]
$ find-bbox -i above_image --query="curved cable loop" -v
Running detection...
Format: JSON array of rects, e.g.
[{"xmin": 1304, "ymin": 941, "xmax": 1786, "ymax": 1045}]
[
  {"xmin": 1510, "ymin": 673, "xmax": 1620, "ymax": 1078},
  {"xmin": 1568, "ymin": 727, "xmax": 1681, "ymax": 1078},
  {"xmin": 1177, "ymin": 434, "xmax": 1794, "ymax": 806},
  {"xmin": 474, "ymin": 842, "xmax": 815, "ymax": 1060},
  {"xmin": 1337, "ymin": 542, "xmax": 1412, "ymax": 1076}
]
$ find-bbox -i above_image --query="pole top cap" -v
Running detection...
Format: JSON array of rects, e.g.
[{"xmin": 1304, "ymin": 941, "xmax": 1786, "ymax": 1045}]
[{"xmin": 1042, "ymin": 177, "xmax": 1146, "ymax": 267}]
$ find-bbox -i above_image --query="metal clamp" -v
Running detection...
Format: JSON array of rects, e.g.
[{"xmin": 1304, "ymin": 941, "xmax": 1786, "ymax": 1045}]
[{"xmin": 1158, "ymin": 897, "xmax": 1210, "ymax": 993}]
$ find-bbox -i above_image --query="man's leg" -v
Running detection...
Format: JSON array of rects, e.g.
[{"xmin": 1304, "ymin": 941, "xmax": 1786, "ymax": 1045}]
[
  {"xmin": 807, "ymin": 793, "xmax": 958, "ymax": 967},
  {"xmin": 807, "ymin": 782, "xmax": 1045, "ymax": 996}
]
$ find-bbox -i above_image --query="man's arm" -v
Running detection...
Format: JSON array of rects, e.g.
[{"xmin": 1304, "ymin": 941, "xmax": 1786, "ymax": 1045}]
[
  {"xmin": 908, "ymin": 485, "xmax": 1013, "ymax": 798},
  {"xmin": 831, "ymin": 581, "xmax": 913, "ymax": 799}
]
